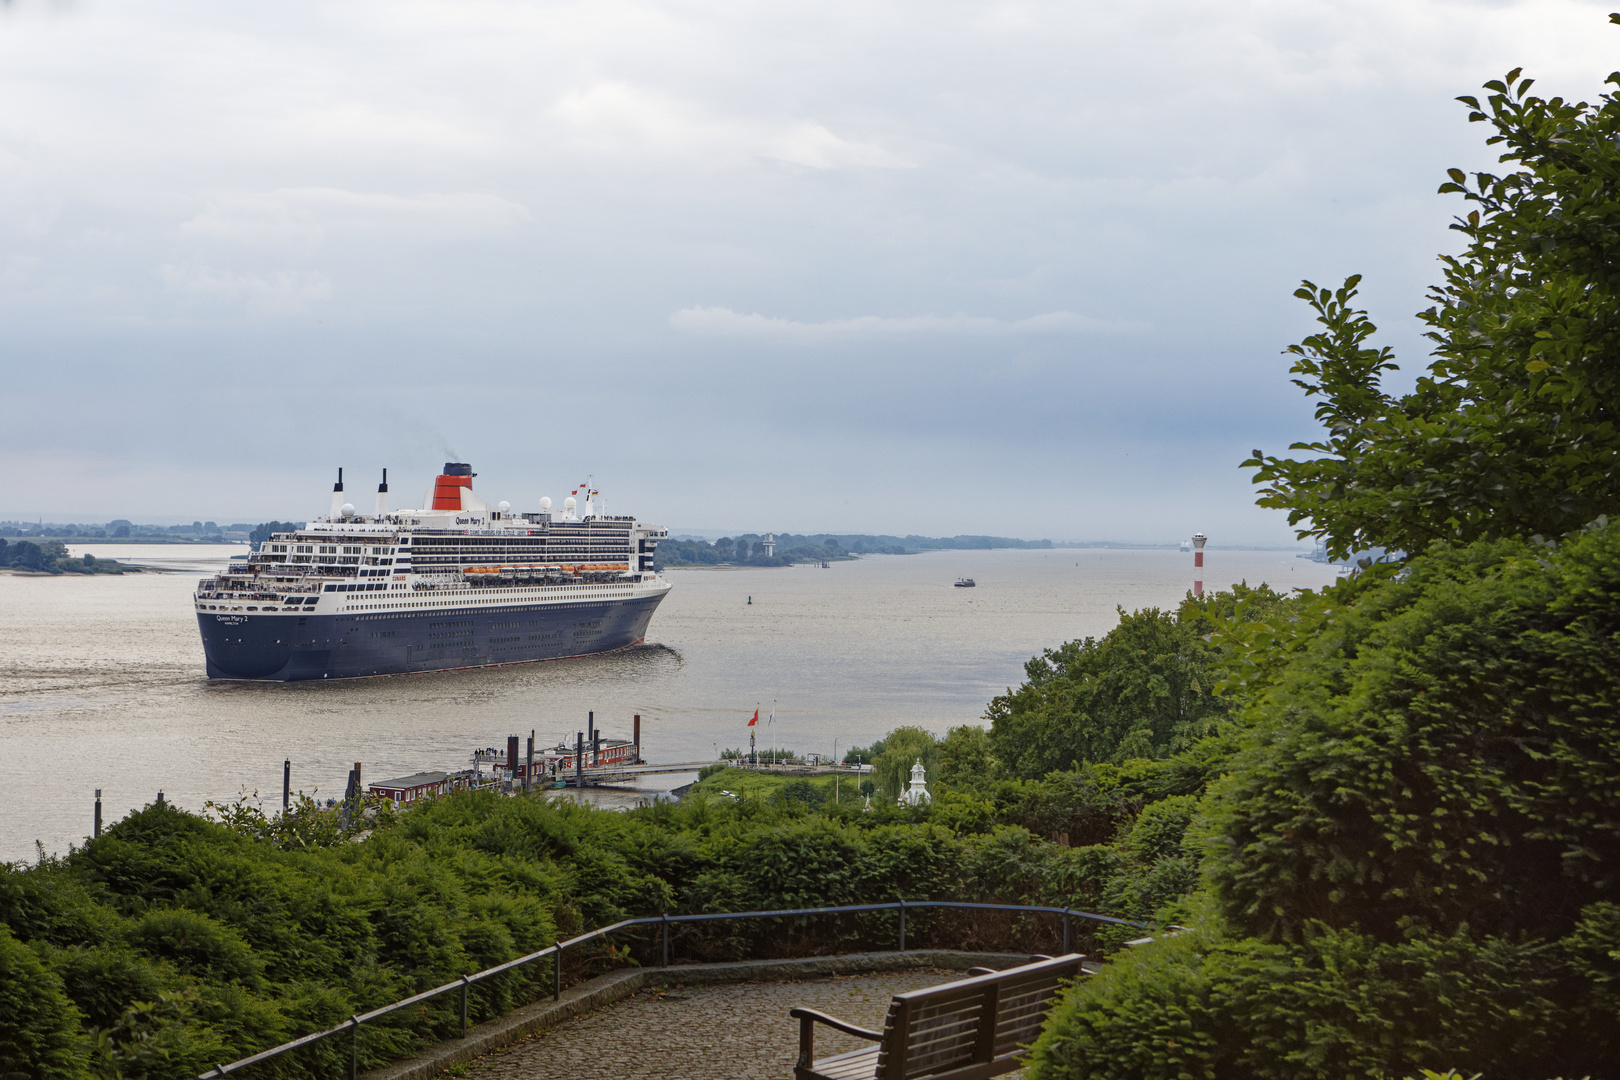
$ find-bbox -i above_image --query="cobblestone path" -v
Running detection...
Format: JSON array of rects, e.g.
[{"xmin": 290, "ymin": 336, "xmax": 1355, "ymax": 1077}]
[{"xmin": 444, "ymin": 969, "xmax": 1012, "ymax": 1080}]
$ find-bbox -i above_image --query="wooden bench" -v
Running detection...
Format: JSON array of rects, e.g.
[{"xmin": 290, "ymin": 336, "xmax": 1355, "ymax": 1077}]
[{"xmin": 790, "ymin": 954, "xmax": 1085, "ymax": 1080}]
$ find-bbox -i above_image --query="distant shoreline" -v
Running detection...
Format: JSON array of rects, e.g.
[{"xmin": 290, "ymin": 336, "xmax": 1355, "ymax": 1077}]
[{"xmin": 27, "ymin": 537, "xmax": 249, "ymax": 546}]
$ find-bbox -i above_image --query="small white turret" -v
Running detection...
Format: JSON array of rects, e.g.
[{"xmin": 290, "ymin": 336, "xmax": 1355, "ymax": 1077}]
[
  {"xmin": 540, "ymin": 496, "xmax": 552, "ymax": 513},
  {"xmin": 564, "ymin": 496, "xmax": 577, "ymax": 519},
  {"xmin": 900, "ymin": 758, "xmax": 931, "ymax": 806}
]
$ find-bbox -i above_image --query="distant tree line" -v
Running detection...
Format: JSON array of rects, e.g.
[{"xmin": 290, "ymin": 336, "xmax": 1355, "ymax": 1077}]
[
  {"xmin": 0, "ymin": 538, "xmax": 129, "ymax": 574},
  {"xmin": 249, "ymin": 522, "xmax": 305, "ymax": 550},
  {"xmin": 0, "ymin": 520, "xmax": 264, "ymax": 541},
  {"xmin": 654, "ymin": 532, "xmax": 1052, "ymax": 568}
]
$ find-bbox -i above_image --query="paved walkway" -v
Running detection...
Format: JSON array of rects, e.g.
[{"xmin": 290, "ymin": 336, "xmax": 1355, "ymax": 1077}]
[{"xmin": 439, "ymin": 969, "xmax": 999, "ymax": 1079}]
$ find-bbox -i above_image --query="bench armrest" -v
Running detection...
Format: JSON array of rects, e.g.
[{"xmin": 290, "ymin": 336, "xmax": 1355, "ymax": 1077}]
[
  {"xmin": 791, "ymin": 1007, "xmax": 885, "ymax": 1072},
  {"xmin": 789, "ymin": 1007, "xmax": 884, "ymax": 1042}
]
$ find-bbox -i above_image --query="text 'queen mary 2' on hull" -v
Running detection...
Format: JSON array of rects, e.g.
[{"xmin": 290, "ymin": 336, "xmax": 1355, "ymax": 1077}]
[{"xmin": 195, "ymin": 465, "xmax": 672, "ymax": 681}]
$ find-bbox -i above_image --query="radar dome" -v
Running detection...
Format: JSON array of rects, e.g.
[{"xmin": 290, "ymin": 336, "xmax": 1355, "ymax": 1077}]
[
  {"xmin": 564, "ymin": 496, "xmax": 577, "ymax": 513},
  {"xmin": 540, "ymin": 497, "xmax": 552, "ymax": 511},
  {"xmin": 497, "ymin": 500, "xmax": 511, "ymax": 512},
  {"xmin": 340, "ymin": 502, "xmax": 355, "ymax": 518}
]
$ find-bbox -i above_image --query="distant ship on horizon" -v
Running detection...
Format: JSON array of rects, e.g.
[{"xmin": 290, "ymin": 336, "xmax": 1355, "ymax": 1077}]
[{"xmin": 194, "ymin": 464, "xmax": 671, "ymax": 681}]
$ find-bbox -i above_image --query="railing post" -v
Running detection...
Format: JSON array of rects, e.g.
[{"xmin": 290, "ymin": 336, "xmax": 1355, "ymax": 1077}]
[
  {"xmin": 553, "ymin": 944, "xmax": 562, "ymax": 1001},
  {"xmin": 350, "ymin": 1015, "xmax": 359, "ymax": 1080},
  {"xmin": 661, "ymin": 912, "xmax": 670, "ymax": 968},
  {"xmin": 898, "ymin": 898, "xmax": 907, "ymax": 951},
  {"xmin": 459, "ymin": 975, "xmax": 470, "ymax": 1038},
  {"xmin": 1062, "ymin": 911, "xmax": 1071, "ymax": 954}
]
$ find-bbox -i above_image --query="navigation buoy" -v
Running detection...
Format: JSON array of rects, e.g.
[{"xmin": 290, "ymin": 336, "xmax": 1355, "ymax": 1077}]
[{"xmin": 747, "ymin": 595, "xmax": 753, "ymax": 605}]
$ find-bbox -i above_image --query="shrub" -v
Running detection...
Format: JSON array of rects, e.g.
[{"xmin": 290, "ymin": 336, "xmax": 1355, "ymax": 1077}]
[
  {"xmin": 128, "ymin": 908, "xmax": 264, "ymax": 987},
  {"xmin": 1031, "ymin": 526, "xmax": 1620, "ymax": 1078},
  {"xmin": 1204, "ymin": 527, "xmax": 1620, "ymax": 944},
  {"xmin": 1027, "ymin": 925, "xmax": 1596, "ymax": 1080},
  {"xmin": 769, "ymin": 779, "xmax": 826, "ymax": 810},
  {"xmin": 0, "ymin": 925, "xmax": 86, "ymax": 1079}
]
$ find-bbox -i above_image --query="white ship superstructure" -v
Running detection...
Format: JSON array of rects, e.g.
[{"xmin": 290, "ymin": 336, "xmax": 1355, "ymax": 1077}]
[{"xmin": 194, "ymin": 464, "xmax": 670, "ymax": 680}]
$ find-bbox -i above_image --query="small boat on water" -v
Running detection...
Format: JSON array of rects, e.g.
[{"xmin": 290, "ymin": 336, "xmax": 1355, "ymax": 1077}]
[{"xmin": 954, "ymin": 577, "xmax": 976, "ymax": 588}]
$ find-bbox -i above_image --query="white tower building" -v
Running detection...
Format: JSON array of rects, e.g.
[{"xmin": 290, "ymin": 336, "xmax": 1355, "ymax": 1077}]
[
  {"xmin": 763, "ymin": 532, "xmax": 775, "ymax": 557},
  {"xmin": 900, "ymin": 758, "xmax": 931, "ymax": 806}
]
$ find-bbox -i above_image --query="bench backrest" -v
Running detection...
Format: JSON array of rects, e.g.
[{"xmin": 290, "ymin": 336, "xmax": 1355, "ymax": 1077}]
[{"xmin": 875, "ymin": 955, "xmax": 1084, "ymax": 1080}]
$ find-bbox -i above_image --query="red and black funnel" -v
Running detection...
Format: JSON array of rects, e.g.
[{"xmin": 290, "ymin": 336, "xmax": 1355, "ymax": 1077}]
[{"xmin": 432, "ymin": 463, "xmax": 475, "ymax": 510}]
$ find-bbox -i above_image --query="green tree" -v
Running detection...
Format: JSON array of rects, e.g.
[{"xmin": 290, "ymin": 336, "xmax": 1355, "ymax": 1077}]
[
  {"xmin": 5, "ymin": 540, "xmax": 57, "ymax": 572},
  {"xmin": 1249, "ymin": 54, "xmax": 1620, "ymax": 561},
  {"xmin": 1204, "ymin": 530, "xmax": 1620, "ymax": 946},
  {"xmin": 0, "ymin": 925, "xmax": 88, "ymax": 1079},
  {"xmin": 936, "ymin": 725, "xmax": 996, "ymax": 788},
  {"xmin": 1029, "ymin": 523, "xmax": 1620, "ymax": 1079},
  {"xmin": 870, "ymin": 727, "xmax": 941, "ymax": 800},
  {"xmin": 248, "ymin": 522, "xmax": 302, "ymax": 550},
  {"xmin": 987, "ymin": 606, "xmax": 1224, "ymax": 778}
]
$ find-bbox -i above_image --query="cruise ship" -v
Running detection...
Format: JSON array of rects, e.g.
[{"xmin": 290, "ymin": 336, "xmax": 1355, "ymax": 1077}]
[{"xmin": 194, "ymin": 464, "xmax": 671, "ymax": 681}]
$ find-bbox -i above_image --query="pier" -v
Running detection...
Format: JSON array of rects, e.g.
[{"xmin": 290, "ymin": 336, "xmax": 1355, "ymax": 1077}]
[{"xmin": 551, "ymin": 760, "xmax": 862, "ymax": 788}]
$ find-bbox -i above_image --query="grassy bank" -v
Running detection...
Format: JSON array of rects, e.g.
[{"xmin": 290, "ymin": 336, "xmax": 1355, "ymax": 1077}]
[{"xmin": 690, "ymin": 766, "xmax": 868, "ymax": 805}]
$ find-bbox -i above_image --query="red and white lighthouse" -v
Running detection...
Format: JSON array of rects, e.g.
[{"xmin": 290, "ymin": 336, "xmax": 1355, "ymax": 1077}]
[{"xmin": 1192, "ymin": 532, "xmax": 1207, "ymax": 598}]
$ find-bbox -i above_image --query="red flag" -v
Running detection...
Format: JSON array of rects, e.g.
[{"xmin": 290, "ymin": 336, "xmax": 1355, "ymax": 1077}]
[{"xmin": 747, "ymin": 709, "xmax": 759, "ymax": 726}]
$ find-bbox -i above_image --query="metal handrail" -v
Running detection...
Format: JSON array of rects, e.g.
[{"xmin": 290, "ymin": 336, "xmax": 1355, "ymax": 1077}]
[{"xmin": 200, "ymin": 899, "xmax": 1149, "ymax": 1078}]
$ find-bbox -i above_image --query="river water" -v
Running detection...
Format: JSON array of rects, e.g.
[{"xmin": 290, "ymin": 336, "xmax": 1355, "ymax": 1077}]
[{"xmin": 0, "ymin": 545, "xmax": 1340, "ymax": 861}]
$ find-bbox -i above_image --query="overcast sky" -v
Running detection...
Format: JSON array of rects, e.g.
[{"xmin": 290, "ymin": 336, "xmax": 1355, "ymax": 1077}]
[{"xmin": 1, "ymin": 0, "xmax": 1615, "ymax": 542}]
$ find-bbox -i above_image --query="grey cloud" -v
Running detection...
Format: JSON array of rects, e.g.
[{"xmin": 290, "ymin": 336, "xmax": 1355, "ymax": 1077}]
[
  {"xmin": 668, "ymin": 307, "xmax": 1147, "ymax": 339},
  {"xmin": 0, "ymin": 0, "xmax": 1612, "ymax": 543},
  {"xmin": 179, "ymin": 189, "xmax": 533, "ymax": 246}
]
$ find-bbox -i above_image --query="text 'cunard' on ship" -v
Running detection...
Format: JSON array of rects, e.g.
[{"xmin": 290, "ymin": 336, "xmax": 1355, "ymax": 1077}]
[{"xmin": 194, "ymin": 464, "xmax": 672, "ymax": 681}]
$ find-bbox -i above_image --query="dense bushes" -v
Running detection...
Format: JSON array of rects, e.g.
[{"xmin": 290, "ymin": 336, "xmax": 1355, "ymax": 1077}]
[
  {"xmin": 1206, "ymin": 531, "xmax": 1620, "ymax": 943},
  {"xmin": 0, "ymin": 925, "xmax": 85, "ymax": 1080},
  {"xmin": 1029, "ymin": 923, "xmax": 1607, "ymax": 1080},
  {"xmin": 987, "ymin": 584, "xmax": 1295, "ymax": 778},
  {"xmin": 1, "ymin": 797, "xmax": 570, "ymax": 1078},
  {"xmin": 0, "ymin": 759, "xmax": 1200, "ymax": 1078},
  {"xmin": 1027, "ymin": 524, "xmax": 1620, "ymax": 1079}
]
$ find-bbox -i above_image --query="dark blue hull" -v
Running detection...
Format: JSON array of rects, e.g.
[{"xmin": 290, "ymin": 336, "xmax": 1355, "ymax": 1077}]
[{"xmin": 198, "ymin": 592, "xmax": 667, "ymax": 681}]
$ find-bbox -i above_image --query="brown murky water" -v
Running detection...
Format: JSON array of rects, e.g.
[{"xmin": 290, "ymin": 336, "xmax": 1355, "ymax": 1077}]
[{"xmin": 0, "ymin": 545, "xmax": 1339, "ymax": 860}]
